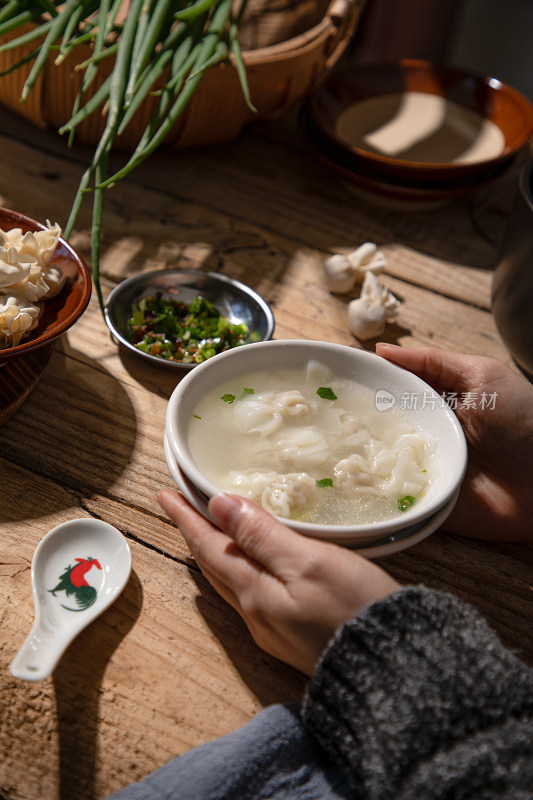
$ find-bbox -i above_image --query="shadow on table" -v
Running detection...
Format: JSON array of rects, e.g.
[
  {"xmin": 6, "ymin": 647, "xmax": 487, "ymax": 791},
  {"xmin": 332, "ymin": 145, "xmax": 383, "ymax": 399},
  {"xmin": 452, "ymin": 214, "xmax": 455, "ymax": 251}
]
[
  {"xmin": 190, "ymin": 569, "xmax": 306, "ymax": 708},
  {"xmin": 52, "ymin": 569, "xmax": 143, "ymax": 800},
  {"xmin": 0, "ymin": 343, "xmax": 138, "ymax": 524},
  {"xmin": 111, "ymin": 343, "xmax": 189, "ymax": 400}
]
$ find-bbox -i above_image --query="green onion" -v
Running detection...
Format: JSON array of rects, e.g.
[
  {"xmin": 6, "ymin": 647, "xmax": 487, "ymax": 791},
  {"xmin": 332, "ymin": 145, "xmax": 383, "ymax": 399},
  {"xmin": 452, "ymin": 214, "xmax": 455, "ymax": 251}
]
[
  {"xmin": 397, "ymin": 495, "xmax": 416, "ymax": 512},
  {"xmin": 0, "ymin": 1, "xmax": 30, "ymax": 26},
  {"xmin": 128, "ymin": 294, "xmax": 249, "ymax": 363},
  {"xmin": 0, "ymin": 9, "xmax": 41, "ymax": 39},
  {"xmin": 0, "ymin": 19, "xmax": 54, "ymax": 56},
  {"xmin": 97, "ymin": 0, "xmax": 234, "ymax": 190},
  {"xmin": 2, "ymin": 0, "xmax": 253, "ymax": 313},
  {"xmin": 21, "ymin": 0, "xmax": 82, "ymax": 102},
  {"xmin": 229, "ymin": 18, "xmax": 255, "ymax": 112},
  {"xmin": 78, "ymin": 0, "xmax": 110, "ymax": 92},
  {"xmin": 33, "ymin": 0, "xmax": 60, "ymax": 18},
  {"xmin": 316, "ymin": 478, "xmax": 333, "ymax": 488},
  {"xmin": 317, "ymin": 387, "xmax": 338, "ymax": 401},
  {"xmin": 174, "ymin": 0, "xmax": 220, "ymax": 22}
]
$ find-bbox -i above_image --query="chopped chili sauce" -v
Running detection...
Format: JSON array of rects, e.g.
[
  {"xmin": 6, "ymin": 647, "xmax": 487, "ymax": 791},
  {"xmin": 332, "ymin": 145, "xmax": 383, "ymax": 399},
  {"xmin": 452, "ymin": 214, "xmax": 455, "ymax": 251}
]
[{"xmin": 128, "ymin": 294, "xmax": 250, "ymax": 363}]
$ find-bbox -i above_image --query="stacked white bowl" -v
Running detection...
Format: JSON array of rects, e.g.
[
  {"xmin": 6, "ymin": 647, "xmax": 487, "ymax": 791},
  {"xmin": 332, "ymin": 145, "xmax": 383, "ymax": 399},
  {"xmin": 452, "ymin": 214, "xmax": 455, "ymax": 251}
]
[{"xmin": 164, "ymin": 340, "xmax": 467, "ymax": 558}]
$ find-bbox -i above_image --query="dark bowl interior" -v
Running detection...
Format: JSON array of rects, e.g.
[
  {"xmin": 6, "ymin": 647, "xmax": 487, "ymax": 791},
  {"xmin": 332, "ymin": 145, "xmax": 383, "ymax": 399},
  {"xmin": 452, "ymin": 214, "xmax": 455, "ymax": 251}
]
[
  {"xmin": 306, "ymin": 59, "xmax": 533, "ymax": 185},
  {"xmin": 104, "ymin": 268, "xmax": 275, "ymax": 370},
  {"xmin": 0, "ymin": 207, "xmax": 92, "ymax": 363}
]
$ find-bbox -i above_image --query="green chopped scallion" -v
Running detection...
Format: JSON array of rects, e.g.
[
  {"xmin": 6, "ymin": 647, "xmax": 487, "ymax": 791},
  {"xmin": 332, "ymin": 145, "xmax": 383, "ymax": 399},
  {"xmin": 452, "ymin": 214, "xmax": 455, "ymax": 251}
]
[
  {"xmin": 3, "ymin": 0, "xmax": 253, "ymax": 315},
  {"xmin": 127, "ymin": 293, "xmax": 250, "ymax": 363},
  {"xmin": 397, "ymin": 495, "xmax": 416, "ymax": 512},
  {"xmin": 317, "ymin": 387, "xmax": 337, "ymax": 401}
]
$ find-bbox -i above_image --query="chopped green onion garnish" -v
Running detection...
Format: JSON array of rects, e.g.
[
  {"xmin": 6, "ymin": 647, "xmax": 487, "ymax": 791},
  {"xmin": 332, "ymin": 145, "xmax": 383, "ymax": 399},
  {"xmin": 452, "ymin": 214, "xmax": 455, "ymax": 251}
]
[
  {"xmin": 397, "ymin": 495, "xmax": 416, "ymax": 512},
  {"xmin": 316, "ymin": 478, "xmax": 333, "ymax": 488},
  {"xmin": 127, "ymin": 293, "xmax": 249, "ymax": 363},
  {"xmin": 317, "ymin": 387, "xmax": 337, "ymax": 401}
]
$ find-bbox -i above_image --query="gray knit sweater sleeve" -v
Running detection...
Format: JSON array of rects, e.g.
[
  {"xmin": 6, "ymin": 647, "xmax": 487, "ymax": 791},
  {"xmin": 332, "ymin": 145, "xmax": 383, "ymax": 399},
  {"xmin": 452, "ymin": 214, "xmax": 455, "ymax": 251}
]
[{"xmin": 302, "ymin": 586, "xmax": 533, "ymax": 799}]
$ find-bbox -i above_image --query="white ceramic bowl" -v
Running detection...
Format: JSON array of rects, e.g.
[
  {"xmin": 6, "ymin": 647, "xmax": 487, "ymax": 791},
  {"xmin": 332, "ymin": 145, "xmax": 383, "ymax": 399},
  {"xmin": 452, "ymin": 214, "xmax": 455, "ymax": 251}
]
[
  {"xmin": 165, "ymin": 340, "xmax": 467, "ymax": 546},
  {"xmin": 163, "ymin": 431, "xmax": 459, "ymax": 556}
]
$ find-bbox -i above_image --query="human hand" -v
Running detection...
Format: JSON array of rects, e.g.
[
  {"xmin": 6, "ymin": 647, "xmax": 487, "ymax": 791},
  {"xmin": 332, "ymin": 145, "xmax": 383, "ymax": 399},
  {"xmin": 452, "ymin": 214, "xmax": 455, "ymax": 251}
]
[
  {"xmin": 376, "ymin": 343, "xmax": 533, "ymax": 541},
  {"xmin": 158, "ymin": 489, "xmax": 399, "ymax": 676}
]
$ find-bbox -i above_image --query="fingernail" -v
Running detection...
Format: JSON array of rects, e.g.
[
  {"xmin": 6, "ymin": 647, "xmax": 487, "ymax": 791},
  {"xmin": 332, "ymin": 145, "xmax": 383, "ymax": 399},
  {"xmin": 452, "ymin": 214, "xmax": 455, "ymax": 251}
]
[
  {"xmin": 208, "ymin": 493, "xmax": 243, "ymax": 528},
  {"xmin": 158, "ymin": 488, "xmax": 177, "ymax": 509}
]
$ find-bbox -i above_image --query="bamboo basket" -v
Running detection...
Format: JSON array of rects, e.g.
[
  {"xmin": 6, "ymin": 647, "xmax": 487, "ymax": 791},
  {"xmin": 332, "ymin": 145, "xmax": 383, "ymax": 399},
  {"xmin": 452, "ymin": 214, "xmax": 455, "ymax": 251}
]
[{"xmin": 0, "ymin": 0, "xmax": 365, "ymax": 150}]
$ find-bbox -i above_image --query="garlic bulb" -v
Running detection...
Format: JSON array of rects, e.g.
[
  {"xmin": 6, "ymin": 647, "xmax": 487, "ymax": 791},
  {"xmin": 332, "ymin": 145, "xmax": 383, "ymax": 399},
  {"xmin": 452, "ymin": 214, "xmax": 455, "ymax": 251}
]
[
  {"xmin": 350, "ymin": 243, "xmax": 387, "ymax": 285},
  {"xmin": 322, "ymin": 253, "xmax": 357, "ymax": 293},
  {"xmin": 323, "ymin": 242, "xmax": 387, "ymax": 293},
  {"xmin": 347, "ymin": 272, "xmax": 400, "ymax": 341}
]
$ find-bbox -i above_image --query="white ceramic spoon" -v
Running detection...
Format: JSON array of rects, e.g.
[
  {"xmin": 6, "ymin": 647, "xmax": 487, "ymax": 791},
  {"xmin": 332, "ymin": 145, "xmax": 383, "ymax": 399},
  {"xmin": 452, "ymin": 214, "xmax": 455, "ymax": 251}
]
[{"xmin": 10, "ymin": 518, "xmax": 132, "ymax": 682}]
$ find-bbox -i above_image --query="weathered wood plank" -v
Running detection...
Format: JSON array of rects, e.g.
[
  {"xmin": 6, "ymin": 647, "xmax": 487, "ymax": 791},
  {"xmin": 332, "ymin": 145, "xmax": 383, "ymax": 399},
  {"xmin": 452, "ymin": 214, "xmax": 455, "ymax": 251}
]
[
  {"xmin": 1, "ymin": 515, "xmax": 305, "ymax": 800},
  {"xmin": 0, "ymin": 90, "xmax": 528, "ymax": 800}
]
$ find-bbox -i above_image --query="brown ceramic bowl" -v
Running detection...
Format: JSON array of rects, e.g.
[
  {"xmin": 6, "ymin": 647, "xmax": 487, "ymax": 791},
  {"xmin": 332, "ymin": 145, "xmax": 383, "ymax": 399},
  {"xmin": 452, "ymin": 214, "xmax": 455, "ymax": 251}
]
[
  {"xmin": 301, "ymin": 105, "xmax": 488, "ymax": 206},
  {"xmin": 306, "ymin": 59, "xmax": 533, "ymax": 187},
  {"xmin": 0, "ymin": 207, "xmax": 91, "ymax": 363}
]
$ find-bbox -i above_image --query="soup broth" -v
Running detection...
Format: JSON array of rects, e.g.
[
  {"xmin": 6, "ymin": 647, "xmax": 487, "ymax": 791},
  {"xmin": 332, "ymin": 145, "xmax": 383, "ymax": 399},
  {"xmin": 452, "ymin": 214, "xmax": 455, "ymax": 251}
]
[{"xmin": 188, "ymin": 362, "xmax": 435, "ymax": 525}]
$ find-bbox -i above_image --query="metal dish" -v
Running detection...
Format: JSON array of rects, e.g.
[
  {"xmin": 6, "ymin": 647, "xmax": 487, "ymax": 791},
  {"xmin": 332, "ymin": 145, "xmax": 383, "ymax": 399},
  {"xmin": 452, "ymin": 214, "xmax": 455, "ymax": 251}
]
[{"xmin": 104, "ymin": 268, "xmax": 275, "ymax": 370}]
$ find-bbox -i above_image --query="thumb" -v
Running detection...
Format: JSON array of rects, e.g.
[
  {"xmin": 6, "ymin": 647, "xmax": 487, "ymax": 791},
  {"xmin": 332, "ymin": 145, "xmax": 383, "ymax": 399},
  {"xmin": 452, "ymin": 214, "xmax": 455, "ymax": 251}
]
[{"xmin": 376, "ymin": 343, "xmax": 476, "ymax": 395}]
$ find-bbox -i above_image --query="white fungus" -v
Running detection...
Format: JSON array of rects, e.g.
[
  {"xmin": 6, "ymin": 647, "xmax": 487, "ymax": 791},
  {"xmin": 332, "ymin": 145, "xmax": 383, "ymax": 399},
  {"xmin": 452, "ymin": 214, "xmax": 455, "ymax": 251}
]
[{"xmin": 0, "ymin": 221, "xmax": 63, "ymax": 348}]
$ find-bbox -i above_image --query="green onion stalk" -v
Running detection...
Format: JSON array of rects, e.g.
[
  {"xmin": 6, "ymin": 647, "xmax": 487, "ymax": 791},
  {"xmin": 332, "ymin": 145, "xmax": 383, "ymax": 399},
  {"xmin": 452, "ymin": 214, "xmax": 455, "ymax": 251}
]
[{"xmin": 0, "ymin": 0, "xmax": 253, "ymax": 312}]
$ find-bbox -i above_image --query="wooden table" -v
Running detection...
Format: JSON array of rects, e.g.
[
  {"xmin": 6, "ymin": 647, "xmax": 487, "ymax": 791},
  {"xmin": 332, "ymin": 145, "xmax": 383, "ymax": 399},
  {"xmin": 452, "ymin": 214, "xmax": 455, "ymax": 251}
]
[{"xmin": 1, "ymin": 99, "xmax": 531, "ymax": 800}]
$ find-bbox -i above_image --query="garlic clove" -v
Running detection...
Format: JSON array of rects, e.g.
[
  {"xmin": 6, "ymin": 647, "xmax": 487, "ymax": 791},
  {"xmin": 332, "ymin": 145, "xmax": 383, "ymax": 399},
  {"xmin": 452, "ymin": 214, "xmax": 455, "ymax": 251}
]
[
  {"xmin": 347, "ymin": 243, "xmax": 387, "ymax": 284},
  {"xmin": 347, "ymin": 272, "xmax": 400, "ymax": 341},
  {"xmin": 354, "ymin": 251, "xmax": 387, "ymax": 284},
  {"xmin": 347, "ymin": 298, "xmax": 387, "ymax": 340},
  {"xmin": 322, "ymin": 253, "xmax": 357, "ymax": 293},
  {"xmin": 346, "ymin": 242, "xmax": 378, "ymax": 267},
  {"xmin": 323, "ymin": 242, "xmax": 389, "ymax": 293}
]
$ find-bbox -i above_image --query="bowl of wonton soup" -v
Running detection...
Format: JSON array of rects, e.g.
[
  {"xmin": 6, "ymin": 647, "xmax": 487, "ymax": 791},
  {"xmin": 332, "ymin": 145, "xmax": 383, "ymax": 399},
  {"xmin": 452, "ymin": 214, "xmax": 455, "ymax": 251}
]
[{"xmin": 165, "ymin": 340, "xmax": 467, "ymax": 546}]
